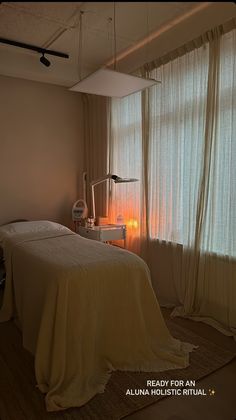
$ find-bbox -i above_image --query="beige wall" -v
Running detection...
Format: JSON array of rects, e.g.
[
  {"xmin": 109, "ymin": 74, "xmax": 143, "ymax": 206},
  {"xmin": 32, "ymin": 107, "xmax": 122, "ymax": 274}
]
[{"xmin": 0, "ymin": 75, "xmax": 84, "ymax": 228}]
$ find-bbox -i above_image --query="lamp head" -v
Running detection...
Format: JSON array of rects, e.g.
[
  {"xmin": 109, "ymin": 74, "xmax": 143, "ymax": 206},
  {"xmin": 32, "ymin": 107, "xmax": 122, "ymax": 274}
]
[
  {"xmin": 40, "ymin": 53, "xmax": 51, "ymax": 67},
  {"xmin": 111, "ymin": 175, "xmax": 139, "ymax": 183}
]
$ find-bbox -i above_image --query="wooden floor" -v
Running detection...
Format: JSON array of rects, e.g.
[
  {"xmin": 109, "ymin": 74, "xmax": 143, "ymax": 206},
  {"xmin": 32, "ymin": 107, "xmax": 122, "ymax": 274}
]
[
  {"xmin": 0, "ymin": 288, "xmax": 236, "ymax": 420},
  {"xmin": 125, "ymin": 308, "xmax": 236, "ymax": 420}
]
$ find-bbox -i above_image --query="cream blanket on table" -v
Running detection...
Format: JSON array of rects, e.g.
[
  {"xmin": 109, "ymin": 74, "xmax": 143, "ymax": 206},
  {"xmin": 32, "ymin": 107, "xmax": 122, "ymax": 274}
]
[{"xmin": 0, "ymin": 226, "xmax": 194, "ymax": 411}]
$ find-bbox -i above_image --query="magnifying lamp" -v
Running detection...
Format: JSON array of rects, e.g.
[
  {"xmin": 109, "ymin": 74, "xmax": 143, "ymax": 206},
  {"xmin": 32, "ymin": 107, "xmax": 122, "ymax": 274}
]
[{"xmin": 91, "ymin": 173, "xmax": 138, "ymax": 221}]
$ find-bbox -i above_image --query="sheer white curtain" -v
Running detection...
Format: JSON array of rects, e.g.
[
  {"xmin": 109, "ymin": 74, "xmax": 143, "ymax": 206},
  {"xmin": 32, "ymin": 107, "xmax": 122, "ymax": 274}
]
[
  {"xmin": 188, "ymin": 29, "xmax": 236, "ymax": 336},
  {"xmin": 109, "ymin": 27, "xmax": 236, "ymax": 338},
  {"xmin": 110, "ymin": 43, "xmax": 209, "ymax": 256},
  {"xmin": 148, "ymin": 46, "xmax": 208, "ymax": 245},
  {"xmin": 109, "ymin": 92, "xmax": 143, "ymax": 254},
  {"xmin": 200, "ymin": 29, "xmax": 236, "ymax": 257}
]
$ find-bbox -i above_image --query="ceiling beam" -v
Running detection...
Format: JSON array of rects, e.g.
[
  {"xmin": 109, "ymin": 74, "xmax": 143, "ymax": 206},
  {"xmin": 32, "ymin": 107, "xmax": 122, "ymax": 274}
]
[{"xmin": 105, "ymin": 2, "xmax": 212, "ymax": 67}]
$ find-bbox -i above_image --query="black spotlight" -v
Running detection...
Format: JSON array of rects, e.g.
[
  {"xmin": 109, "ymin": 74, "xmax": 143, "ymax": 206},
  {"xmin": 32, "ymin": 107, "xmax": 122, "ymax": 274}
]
[{"xmin": 40, "ymin": 53, "xmax": 51, "ymax": 67}]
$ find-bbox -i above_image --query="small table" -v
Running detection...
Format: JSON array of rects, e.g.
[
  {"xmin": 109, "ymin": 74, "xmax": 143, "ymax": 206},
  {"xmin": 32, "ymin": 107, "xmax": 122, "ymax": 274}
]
[{"xmin": 77, "ymin": 224, "xmax": 126, "ymax": 247}]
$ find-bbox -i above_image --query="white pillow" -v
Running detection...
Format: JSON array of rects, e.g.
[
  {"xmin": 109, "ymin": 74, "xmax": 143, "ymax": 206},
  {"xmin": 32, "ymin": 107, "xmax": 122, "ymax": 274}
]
[{"xmin": 0, "ymin": 220, "xmax": 69, "ymax": 245}]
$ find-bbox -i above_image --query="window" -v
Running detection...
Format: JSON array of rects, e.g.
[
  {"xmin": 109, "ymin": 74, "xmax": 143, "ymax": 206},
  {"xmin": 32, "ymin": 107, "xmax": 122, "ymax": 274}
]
[
  {"xmin": 110, "ymin": 29, "xmax": 236, "ymax": 257},
  {"xmin": 148, "ymin": 45, "xmax": 209, "ymax": 245}
]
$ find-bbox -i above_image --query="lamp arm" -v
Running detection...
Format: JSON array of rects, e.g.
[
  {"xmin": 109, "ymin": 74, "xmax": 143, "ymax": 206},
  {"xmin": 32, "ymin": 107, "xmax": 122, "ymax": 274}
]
[
  {"xmin": 90, "ymin": 173, "xmax": 113, "ymax": 187},
  {"xmin": 90, "ymin": 174, "xmax": 113, "ymax": 220},
  {"xmin": 91, "ymin": 184, "xmax": 96, "ymax": 220}
]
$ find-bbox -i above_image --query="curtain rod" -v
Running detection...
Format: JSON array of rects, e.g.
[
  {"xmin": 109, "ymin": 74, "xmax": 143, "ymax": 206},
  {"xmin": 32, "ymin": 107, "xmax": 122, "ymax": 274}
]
[{"xmin": 0, "ymin": 37, "xmax": 69, "ymax": 58}]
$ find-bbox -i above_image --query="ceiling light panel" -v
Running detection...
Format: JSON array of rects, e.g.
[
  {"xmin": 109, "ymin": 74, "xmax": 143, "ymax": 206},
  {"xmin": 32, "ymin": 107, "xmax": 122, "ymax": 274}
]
[{"xmin": 69, "ymin": 68, "xmax": 157, "ymax": 98}]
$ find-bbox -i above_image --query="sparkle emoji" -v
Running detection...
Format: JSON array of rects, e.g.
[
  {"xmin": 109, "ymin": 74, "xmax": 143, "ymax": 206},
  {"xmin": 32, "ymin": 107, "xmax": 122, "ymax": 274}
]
[{"xmin": 208, "ymin": 389, "xmax": 216, "ymax": 396}]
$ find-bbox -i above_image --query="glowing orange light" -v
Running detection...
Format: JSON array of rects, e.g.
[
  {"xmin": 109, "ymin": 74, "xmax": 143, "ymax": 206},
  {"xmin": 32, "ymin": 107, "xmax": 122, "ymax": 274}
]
[{"xmin": 127, "ymin": 219, "xmax": 139, "ymax": 229}]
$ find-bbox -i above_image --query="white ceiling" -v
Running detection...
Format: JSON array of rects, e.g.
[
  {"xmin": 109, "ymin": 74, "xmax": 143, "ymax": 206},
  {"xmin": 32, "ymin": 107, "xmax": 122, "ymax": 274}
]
[{"xmin": 0, "ymin": 2, "xmax": 235, "ymax": 88}]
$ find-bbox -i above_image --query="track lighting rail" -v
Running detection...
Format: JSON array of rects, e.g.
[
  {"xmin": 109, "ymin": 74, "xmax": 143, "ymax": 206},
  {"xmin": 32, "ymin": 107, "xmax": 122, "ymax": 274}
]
[{"xmin": 0, "ymin": 37, "xmax": 69, "ymax": 59}]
